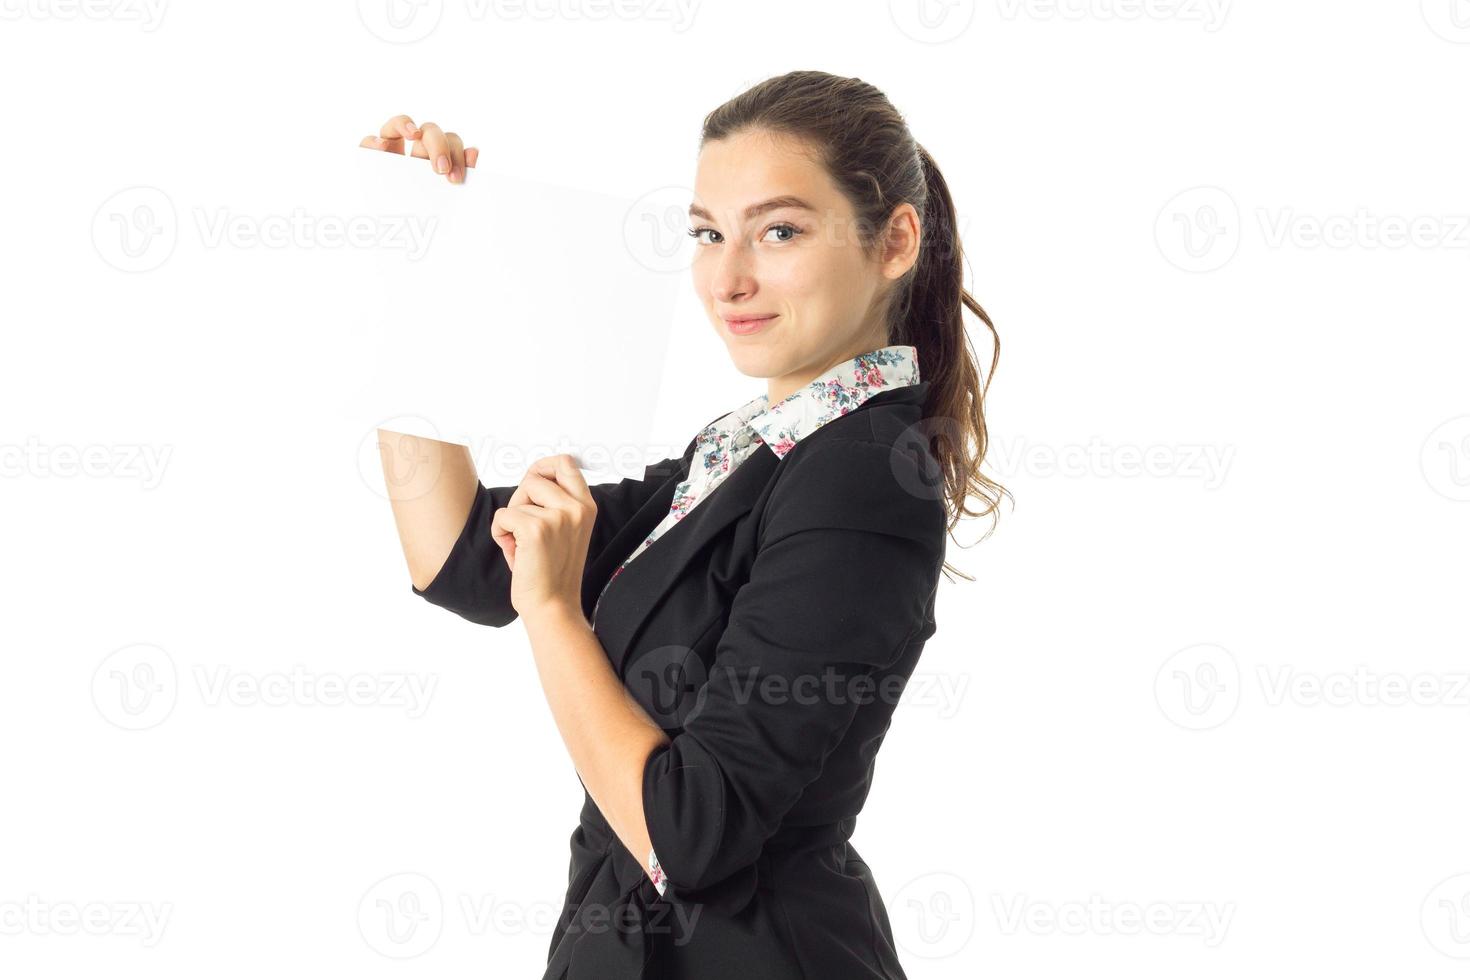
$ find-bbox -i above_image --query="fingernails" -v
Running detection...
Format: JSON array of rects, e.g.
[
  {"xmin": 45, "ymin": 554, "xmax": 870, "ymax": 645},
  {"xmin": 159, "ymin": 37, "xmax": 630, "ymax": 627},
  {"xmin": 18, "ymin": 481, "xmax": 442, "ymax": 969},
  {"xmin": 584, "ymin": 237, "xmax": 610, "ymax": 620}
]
[
  {"xmin": 449, "ymin": 167, "xmax": 462, "ymax": 183},
  {"xmin": 435, "ymin": 155, "xmax": 449, "ymax": 174}
]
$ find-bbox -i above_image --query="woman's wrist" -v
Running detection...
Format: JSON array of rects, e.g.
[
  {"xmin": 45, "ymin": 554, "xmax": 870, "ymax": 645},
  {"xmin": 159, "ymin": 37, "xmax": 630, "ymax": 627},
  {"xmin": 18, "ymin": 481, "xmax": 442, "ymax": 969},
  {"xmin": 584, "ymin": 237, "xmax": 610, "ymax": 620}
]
[{"xmin": 520, "ymin": 598, "xmax": 590, "ymax": 636}]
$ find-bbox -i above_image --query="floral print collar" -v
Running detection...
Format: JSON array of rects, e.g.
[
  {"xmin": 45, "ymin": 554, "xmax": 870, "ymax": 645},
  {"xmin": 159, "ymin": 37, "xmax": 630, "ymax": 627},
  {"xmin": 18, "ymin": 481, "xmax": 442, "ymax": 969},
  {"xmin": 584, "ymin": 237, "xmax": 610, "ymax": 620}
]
[{"xmin": 695, "ymin": 344, "xmax": 920, "ymax": 462}]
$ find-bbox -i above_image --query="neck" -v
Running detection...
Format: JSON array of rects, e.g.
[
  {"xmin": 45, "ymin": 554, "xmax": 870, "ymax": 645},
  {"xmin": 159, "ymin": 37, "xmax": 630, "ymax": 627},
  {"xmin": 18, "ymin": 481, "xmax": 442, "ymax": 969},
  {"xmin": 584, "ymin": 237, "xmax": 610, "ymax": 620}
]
[{"xmin": 767, "ymin": 335, "xmax": 893, "ymax": 405}]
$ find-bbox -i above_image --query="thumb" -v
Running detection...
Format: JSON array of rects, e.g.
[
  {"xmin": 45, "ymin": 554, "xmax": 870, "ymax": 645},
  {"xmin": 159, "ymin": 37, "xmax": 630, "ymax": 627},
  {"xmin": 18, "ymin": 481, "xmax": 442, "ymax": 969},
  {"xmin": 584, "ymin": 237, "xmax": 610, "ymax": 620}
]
[{"xmin": 491, "ymin": 513, "xmax": 517, "ymax": 570}]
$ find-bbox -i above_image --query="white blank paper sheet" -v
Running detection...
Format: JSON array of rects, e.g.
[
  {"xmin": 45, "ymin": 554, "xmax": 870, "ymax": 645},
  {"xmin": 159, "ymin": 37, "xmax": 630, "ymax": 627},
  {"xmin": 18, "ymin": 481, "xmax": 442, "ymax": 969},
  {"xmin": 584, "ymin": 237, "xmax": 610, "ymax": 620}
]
[{"xmin": 343, "ymin": 147, "xmax": 684, "ymax": 487}]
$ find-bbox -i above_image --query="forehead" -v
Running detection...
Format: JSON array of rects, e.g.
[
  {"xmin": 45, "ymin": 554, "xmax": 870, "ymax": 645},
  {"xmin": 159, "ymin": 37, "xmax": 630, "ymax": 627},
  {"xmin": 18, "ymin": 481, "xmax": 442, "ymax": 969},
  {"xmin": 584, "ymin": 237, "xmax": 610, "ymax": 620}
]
[{"xmin": 691, "ymin": 129, "xmax": 841, "ymax": 217}]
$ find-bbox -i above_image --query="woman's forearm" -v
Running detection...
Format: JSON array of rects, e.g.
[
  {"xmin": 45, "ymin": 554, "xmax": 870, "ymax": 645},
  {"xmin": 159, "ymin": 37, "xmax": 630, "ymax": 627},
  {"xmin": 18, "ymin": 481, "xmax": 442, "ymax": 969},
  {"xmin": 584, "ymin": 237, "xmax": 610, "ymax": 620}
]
[
  {"xmin": 521, "ymin": 602, "xmax": 671, "ymax": 887},
  {"xmin": 377, "ymin": 429, "xmax": 480, "ymax": 590}
]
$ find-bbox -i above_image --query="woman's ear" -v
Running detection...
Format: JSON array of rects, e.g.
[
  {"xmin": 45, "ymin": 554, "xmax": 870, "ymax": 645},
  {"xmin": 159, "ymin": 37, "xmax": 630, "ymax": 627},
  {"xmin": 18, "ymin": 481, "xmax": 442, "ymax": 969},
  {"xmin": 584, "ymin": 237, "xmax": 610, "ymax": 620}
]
[{"xmin": 880, "ymin": 202, "xmax": 923, "ymax": 281}]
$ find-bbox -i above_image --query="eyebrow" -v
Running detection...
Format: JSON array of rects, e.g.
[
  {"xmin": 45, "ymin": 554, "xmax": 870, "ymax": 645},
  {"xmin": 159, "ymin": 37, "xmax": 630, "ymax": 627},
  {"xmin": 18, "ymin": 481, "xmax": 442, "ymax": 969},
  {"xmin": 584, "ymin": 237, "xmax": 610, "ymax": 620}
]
[{"xmin": 688, "ymin": 195, "xmax": 817, "ymax": 222}]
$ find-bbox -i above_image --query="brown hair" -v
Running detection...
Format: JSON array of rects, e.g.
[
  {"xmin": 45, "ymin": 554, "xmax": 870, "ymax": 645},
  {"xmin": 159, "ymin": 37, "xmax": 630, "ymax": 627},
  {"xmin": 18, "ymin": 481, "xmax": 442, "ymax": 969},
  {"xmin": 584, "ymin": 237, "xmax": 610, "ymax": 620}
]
[{"xmin": 701, "ymin": 70, "xmax": 1010, "ymax": 581}]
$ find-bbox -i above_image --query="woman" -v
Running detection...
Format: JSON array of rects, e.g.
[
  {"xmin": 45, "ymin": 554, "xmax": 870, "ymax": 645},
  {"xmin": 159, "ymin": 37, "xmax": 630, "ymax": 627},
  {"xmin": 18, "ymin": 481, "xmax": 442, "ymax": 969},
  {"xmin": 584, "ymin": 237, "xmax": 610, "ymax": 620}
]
[{"xmin": 369, "ymin": 70, "xmax": 1006, "ymax": 980}]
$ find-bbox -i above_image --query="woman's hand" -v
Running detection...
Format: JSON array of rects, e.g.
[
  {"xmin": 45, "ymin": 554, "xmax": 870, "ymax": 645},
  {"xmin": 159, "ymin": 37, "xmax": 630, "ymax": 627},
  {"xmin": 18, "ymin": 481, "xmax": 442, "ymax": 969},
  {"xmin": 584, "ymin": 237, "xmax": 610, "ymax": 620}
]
[
  {"xmin": 359, "ymin": 114, "xmax": 478, "ymax": 183},
  {"xmin": 491, "ymin": 455, "xmax": 597, "ymax": 622}
]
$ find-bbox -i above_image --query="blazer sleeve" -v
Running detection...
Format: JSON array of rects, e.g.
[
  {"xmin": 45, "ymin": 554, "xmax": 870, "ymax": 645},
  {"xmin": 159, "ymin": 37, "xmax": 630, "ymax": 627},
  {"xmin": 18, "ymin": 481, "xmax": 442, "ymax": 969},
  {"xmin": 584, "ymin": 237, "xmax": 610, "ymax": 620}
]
[
  {"xmin": 640, "ymin": 437, "xmax": 946, "ymax": 894},
  {"xmin": 412, "ymin": 447, "xmax": 692, "ymax": 628}
]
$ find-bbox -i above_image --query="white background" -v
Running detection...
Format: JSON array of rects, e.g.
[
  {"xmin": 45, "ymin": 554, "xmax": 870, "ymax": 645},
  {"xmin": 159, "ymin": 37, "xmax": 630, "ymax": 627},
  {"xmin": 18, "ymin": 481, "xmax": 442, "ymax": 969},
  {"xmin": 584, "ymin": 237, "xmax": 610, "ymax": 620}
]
[{"xmin": 3, "ymin": 1, "xmax": 1469, "ymax": 977}]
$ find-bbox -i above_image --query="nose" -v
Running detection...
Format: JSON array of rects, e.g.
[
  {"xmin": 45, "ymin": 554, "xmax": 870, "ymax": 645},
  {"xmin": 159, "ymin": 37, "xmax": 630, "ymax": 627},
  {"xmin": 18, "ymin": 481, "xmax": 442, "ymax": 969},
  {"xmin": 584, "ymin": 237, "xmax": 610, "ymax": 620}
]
[{"xmin": 709, "ymin": 240, "xmax": 757, "ymax": 305}]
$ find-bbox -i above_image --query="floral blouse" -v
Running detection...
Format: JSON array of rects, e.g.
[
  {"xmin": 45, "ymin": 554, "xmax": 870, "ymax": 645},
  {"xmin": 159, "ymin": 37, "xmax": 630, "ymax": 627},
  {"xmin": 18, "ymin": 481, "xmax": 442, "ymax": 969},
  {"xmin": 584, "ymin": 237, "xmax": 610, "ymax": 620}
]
[{"xmin": 590, "ymin": 343, "xmax": 922, "ymax": 896}]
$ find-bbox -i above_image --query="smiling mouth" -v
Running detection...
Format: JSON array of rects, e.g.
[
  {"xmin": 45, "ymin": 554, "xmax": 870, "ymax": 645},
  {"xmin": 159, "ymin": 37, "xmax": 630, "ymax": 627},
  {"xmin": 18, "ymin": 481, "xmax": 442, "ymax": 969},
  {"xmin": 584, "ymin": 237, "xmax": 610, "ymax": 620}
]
[{"xmin": 724, "ymin": 314, "xmax": 778, "ymax": 335}]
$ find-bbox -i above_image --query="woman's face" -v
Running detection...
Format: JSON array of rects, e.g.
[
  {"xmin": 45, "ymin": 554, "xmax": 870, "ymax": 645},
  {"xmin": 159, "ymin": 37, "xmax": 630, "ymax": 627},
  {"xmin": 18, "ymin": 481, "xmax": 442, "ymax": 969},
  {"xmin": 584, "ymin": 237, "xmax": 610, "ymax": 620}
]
[{"xmin": 688, "ymin": 128, "xmax": 919, "ymax": 403}]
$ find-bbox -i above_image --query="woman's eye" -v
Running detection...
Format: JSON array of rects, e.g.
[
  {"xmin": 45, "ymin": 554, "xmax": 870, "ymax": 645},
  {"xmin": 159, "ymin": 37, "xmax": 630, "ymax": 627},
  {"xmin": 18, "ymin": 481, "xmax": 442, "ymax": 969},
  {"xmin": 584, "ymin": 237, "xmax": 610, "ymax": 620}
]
[{"xmin": 686, "ymin": 223, "xmax": 802, "ymax": 245}]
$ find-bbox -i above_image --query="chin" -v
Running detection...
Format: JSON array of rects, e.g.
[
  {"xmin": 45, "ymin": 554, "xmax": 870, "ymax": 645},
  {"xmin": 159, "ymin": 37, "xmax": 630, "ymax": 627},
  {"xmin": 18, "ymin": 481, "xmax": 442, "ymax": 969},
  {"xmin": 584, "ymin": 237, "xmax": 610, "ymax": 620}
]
[{"xmin": 721, "ymin": 343, "xmax": 781, "ymax": 380}]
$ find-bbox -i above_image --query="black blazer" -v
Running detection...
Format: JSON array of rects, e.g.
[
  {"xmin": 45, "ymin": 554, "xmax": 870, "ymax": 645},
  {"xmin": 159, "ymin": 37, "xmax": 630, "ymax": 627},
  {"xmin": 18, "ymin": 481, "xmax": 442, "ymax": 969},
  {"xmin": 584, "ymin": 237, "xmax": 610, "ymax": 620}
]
[{"xmin": 413, "ymin": 381, "xmax": 946, "ymax": 980}]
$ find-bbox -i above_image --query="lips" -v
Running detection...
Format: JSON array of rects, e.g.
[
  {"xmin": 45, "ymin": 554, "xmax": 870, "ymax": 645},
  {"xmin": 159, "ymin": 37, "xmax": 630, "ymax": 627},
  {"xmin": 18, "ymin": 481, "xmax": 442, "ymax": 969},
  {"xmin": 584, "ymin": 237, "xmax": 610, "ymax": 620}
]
[{"xmin": 723, "ymin": 314, "xmax": 778, "ymax": 336}]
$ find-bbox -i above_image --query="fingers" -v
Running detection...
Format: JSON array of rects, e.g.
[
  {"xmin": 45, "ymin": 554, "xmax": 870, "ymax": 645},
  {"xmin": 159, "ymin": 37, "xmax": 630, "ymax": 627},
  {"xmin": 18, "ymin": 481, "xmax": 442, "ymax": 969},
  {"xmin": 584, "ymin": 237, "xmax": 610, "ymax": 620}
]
[
  {"xmin": 490, "ymin": 455, "xmax": 592, "ymax": 574},
  {"xmin": 361, "ymin": 115, "xmax": 419, "ymax": 155},
  {"xmin": 411, "ymin": 123, "xmax": 476, "ymax": 181},
  {"xmin": 527, "ymin": 454, "xmax": 590, "ymax": 500},
  {"xmin": 490, "ymin": 506, "xmax": 517, "ymax": 569},
  {"xmin": 505, "ymin": 454, "xmax": 590, "ymax": 508},
  {"xmin": 444, "ymin": 131, "xmax": 467, "ymax": 183},
  {"xmin": 361, "ymin": 115, "xmax": 476, "ymax": 179},
  {"xmin": 515, "ymin": 470, "xmax": 583, "ymax": 514},
  {"xmin": 360, "ymin": 134, "xmax": 403, "ymax": 154},
  {"xmin": 490, "ymin": 501, "xmax": 564, "ymax": 570},
  {"xmin": 498, "ymin": 454, "xmax": 592, "ymax": 528},
  {"xmin": 415, "ymin": 122, "xmax": 455, "ymax": 176},
  {"xmin": 381, "ymin": 114, "xmax": 420, "ymax": 143}
]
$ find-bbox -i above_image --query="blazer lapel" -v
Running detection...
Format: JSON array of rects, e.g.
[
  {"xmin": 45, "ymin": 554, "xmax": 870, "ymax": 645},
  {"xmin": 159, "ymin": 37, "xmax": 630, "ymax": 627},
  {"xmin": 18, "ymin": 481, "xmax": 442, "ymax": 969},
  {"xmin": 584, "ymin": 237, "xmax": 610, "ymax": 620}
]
[
  {"xmin": 593, "ymin": 444, "xmax": 780, "ymax": 679},
  {"xmin": 587, "ymin": 381, "xmax": 929, "ymax": 681}
]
